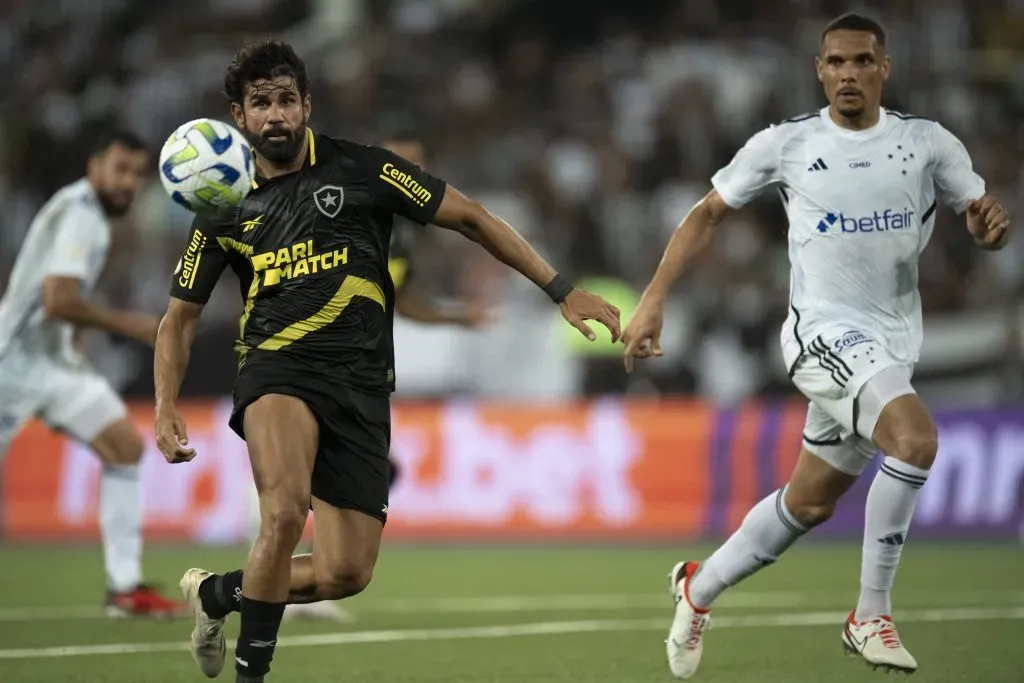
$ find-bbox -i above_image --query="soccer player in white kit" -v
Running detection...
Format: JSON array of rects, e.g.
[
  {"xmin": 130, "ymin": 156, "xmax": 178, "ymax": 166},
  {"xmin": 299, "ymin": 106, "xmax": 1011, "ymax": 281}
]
[
  {"xmin": 622, "ymin": 13, "xmax": 1010, "ymax": 678},
  {"xmin": 0, "ymin": 129, "xmax": 187, "ymax": 618}
]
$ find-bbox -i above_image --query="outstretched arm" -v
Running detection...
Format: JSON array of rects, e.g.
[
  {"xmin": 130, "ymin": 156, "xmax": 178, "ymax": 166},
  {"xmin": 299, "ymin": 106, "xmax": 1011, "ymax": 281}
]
[
  {"xmin": 430, "ymin": 184, "xmax": 620, "ymax": 341},
  {"xmin": 622, "ymin": 124, "xmax": 780, "ymax": 371},
  {"xmin": 622, "ymin": 189, "xmax": 735, "ymax": 371}
]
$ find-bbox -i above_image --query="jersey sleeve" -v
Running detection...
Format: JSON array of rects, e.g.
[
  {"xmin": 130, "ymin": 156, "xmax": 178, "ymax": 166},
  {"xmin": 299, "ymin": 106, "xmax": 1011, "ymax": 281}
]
[
  {"xmin": 168, "ymin": 215, "xmax": 231, "ymax": 304},
  {"xmin": 45, "ymin": 203, "xmax": 103, "ymax": 279},
  {"xmin": 361, "ymin": 145, "xmax": 447, "ymax": 225},
  {"xmin": 710, "ymin": 127, "xmax": 782, "ymax": 208},
  {"xmin": 930, "ymin": 123, "xmax": 985, "ymax": 214}
]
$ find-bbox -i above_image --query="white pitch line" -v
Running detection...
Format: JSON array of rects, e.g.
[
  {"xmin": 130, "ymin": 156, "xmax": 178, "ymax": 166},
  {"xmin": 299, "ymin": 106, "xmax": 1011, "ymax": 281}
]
[
  {"xmin": 0, "ymin": 592, "xmax": 806, "ymax": 623},
  {"xmin": 1, "ymin": 589, "xmax": 1023, "ymax": 622},
  {"xmin": 1, "ymin": 606, "xmax": 1023, "ymax": 660}
]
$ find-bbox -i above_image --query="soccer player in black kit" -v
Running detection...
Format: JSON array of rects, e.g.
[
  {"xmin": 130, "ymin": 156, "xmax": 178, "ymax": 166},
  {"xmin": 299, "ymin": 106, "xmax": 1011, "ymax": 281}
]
[{"xmin": 153, "ymin": 41, "xmax": 620, "ymax": 683}]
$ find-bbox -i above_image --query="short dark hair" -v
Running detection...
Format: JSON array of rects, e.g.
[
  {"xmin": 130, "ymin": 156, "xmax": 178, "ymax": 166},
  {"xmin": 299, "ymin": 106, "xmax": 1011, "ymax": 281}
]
[
  {"xmin": 89, "ymin": 126, "xmax": 147, "ymax": 157},
  {"xmin": 223, "ymin": 39, "xmax": 309, "ymax": 104},
  {"xmin": 821, "ymin": 13, "xmax": 886, "ymax": 47}
]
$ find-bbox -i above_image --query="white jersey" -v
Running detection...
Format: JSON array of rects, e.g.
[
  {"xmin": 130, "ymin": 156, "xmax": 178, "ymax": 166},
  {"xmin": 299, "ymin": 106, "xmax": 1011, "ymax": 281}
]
[
  {"xmin": 711, "ymin": 106, "xmax": 984, "ymax": 370},
  {"xmin": 0, "ymin": 178, "xmax": 112, "ymax": 363}
]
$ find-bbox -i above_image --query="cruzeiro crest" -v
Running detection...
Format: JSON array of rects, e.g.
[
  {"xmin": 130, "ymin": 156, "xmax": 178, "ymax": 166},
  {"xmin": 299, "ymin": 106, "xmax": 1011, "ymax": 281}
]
[{"xmin": 313, "ymin": 185, "xmax": 344, "ymax": 218}]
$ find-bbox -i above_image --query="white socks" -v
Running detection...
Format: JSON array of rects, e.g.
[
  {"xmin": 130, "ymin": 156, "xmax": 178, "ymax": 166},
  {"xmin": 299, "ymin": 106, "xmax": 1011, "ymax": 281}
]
[
  {"xmin": 688, "ymin": 488, "xmax": 807, "ymax": 609},
  {"xmin": 100, "ymin": 464, "xmax": 143, "ymax": 592},
  {"xmin": 855, "ymin": 456, "xmax": 929, "ymax": 621}
]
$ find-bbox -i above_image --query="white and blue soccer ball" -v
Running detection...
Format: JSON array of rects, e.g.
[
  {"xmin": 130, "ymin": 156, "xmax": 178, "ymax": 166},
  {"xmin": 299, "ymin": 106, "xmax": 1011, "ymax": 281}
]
[{"xmin": 159, "ymin": 118, "xmax": 254, "ymax": 213}]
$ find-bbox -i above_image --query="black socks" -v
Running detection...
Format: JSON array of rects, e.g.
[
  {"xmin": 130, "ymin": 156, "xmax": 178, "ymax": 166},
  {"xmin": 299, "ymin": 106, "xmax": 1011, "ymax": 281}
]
[
  {"xmin": 234, "ymin": 597, "xmax": 286, "ymax": 679},
  {"xmin": 198, "ymin": 569, "xmax": 244, "ymax": 619}
]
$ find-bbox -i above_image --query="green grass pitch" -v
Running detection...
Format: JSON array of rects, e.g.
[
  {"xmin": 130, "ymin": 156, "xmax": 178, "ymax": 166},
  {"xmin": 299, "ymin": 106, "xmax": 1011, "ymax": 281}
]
[{"xmin": 0, "ymin": 543, "xmax": 1022, "ymax": 682}]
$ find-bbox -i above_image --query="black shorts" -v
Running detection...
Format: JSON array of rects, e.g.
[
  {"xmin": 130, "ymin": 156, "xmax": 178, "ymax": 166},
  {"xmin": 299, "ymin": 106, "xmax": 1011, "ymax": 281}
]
[{"xmin": 230, "ymin": 362, "xmax": 392, "ymax": 525}]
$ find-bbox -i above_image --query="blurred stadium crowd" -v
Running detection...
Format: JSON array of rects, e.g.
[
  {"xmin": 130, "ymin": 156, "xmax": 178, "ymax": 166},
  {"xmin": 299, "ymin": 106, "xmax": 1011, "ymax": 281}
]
[{"xmin": 0, "ymin": 0, "xmax": 1021, "ymax": 405}]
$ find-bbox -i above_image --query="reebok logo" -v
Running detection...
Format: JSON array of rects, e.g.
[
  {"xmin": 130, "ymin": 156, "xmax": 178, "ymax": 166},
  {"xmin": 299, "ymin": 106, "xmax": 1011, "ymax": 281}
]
[
  {"xmin": 241, "ymin": 214, "xmax": 264, "ymax": 232},
  {"xmin": 816, "ymin": 209, "xmax": 915, "ymax": 234},
  {"xmin": 807, "ymin": 157, "xmax": 828, "ymax": 172},
  {"xmin": 249, "ymin": 639, "xmax": 277, "ymax": 648},
  {"xmin": 878, "ymin": 532, "xmax": 906, "ymax": 546}
]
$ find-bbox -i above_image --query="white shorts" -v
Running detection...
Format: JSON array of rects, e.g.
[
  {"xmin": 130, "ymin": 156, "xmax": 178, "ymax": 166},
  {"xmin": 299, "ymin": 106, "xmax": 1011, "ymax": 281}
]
[
  {"xmin": 0, "ymin": 352, "xmax": 127, "ymax": 457},
  {"xmin": 790, "ymin": 329, "xmax": 915, "ymax": 475}
]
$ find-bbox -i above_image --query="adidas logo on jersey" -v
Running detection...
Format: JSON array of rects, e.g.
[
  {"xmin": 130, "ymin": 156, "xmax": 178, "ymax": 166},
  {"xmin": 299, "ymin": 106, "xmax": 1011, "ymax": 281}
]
[{"xmin": 807, "ymin": 157, "xmax": 829, "ymax": 172}]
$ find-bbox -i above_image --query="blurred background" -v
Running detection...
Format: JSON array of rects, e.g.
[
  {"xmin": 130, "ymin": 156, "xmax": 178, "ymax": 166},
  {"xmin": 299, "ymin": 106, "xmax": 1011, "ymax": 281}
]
[
  {"xmin": 2, "ymin": 0, "xmax": 1023, "ymax": 406},
  {"xmin": 1, "ymin": 0, "xmax": 1023, "ymax": 543},
  {"xmin": 1, "ymin": 4, "xmax": 1023, "ymax": 681}
]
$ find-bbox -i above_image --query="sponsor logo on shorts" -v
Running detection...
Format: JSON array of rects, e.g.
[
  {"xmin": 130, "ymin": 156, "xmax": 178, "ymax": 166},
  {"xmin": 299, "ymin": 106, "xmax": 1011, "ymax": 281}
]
[{"xmin": 833, "ymin": 330, "xmax": 872, "ymax": 353}]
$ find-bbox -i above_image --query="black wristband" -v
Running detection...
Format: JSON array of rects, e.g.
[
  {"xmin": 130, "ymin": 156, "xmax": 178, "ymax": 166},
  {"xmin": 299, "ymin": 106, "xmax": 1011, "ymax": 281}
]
[{"xmin": 542, "ymin": 274, "xmax": 574, "ymax": 304}]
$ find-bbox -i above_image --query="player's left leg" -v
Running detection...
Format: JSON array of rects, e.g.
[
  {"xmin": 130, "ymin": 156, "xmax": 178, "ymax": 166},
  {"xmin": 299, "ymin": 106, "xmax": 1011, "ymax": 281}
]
[
  {"xmin": 842, "ymin": 366, "xmax": 931, "ymax": 673},
  {"xmin": 278, "ymin": 451, "xmax": 398, "ymax": 623},
  {"xmin": 42, "ymin": 370, "xmax": 184, "ymax": 617}
]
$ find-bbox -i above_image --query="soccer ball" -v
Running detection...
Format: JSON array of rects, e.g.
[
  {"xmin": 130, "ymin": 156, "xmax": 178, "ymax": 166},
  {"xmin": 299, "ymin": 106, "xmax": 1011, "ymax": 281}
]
[{"xmin": 159, "ymin": 118, "xmax": 254, "ymax": 213}]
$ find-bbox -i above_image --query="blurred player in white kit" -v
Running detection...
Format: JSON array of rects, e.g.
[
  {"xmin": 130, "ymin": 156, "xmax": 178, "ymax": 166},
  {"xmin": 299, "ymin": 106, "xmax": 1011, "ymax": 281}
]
[
  {"xmin": 0, "ymin": 128, "xmax": 186, "ymax": 618},
  {"xmin": 623, "ymin": 13, "xmax": 1010, "ymax": 679}
]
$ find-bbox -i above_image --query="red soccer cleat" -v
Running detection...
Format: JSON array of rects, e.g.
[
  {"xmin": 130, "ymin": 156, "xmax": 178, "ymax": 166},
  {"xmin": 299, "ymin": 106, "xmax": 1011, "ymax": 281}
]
[{"xmin": 106, "ymin": 584, "xmax": 189, "ymax": 619}]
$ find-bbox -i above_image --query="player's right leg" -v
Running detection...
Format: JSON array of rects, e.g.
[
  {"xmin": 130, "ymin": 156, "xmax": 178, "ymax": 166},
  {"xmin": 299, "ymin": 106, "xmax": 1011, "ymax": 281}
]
[
  {"xmin": 666, "ymin": 426, "xmax": 860, "ymax": 678},
  {"xmin": 183, "ymin": 394, "xmax": 318, "ymax": 680},
  {"xmin": 842, "ymin": 367, "xmax": 931, "ymax": 674}
]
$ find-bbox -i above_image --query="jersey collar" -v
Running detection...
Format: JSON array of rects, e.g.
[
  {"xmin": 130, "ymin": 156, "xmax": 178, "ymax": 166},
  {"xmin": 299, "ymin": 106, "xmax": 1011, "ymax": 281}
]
[
  {"xmin": 820, "ymin": 106, "xmax": 887, "ymax": 139},
  {"xmin": 250, "ymin": 127, "xmax": 317, "ymax": 189}
]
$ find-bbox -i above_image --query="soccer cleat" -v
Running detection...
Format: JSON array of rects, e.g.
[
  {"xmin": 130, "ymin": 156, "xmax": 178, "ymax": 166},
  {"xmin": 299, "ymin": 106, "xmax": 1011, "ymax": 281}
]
[
  {"xmin": 283, "ymin": 600, "xmax": 355, "ymax": 622},
  {"xmin": 665, "ymin": 561, "xmax": 711, "ymax": 679},
  {"xmin": 106, "ymin": 584, "xmax": 188, "ymax": 619},
  {"xmin": 842, "ymin": 612, "xmax": 918, "ymax": 674},
  {"xmin": 180, "ymin": 568, "xmax": 227, "ymax": 678}
]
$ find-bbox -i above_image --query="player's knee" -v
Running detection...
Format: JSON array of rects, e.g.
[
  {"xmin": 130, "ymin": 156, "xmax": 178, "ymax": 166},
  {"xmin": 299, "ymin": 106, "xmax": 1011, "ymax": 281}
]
[
  {"xmin": 786, "ymin": 499, "xmax": 835, "ymax": 532},
  {"xmin": 317, "ymin": 559, "xmax": 374, "ymax": 600},
  {"xmin": 258, "ymin": 502, "xmax": 308, "ymax": 547},
  {"xmin": 101, "ymin": 427, "xmax": 144, "ymax": 466},
  {"xmin": 890, "ymin": 431, "xmax": 938, "ymax": 469}
]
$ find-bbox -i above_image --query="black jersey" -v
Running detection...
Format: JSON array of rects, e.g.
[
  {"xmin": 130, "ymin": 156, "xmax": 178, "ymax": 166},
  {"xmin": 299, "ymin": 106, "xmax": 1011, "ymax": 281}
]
[{"xmin": 169, "ymin": 129, "xmax": 446, "ymax": 394}]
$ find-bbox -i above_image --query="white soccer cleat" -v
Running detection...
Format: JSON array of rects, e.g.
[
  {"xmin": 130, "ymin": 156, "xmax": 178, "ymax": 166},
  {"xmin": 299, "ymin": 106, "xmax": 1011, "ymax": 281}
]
[
  {"xmin": 179, "ymin": 568, "xmax": 227, "ymax": 678},
  {"xmin": 666, "ymin": 561, "xmax": 712, "ymax": 679},
  {"xmin": 283, "ymin": 600, "xmax": 355, "ymax": 622},
  {"xmin": 842, "ymin": 612, "xmax": 918, "ymax": 674}
]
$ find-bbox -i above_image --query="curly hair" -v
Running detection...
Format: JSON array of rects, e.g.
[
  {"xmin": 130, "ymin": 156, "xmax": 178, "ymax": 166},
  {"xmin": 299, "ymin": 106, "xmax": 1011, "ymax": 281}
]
[{"xmin": 223, "ymin": 39, "xmax": 309, "ymax": 104}]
